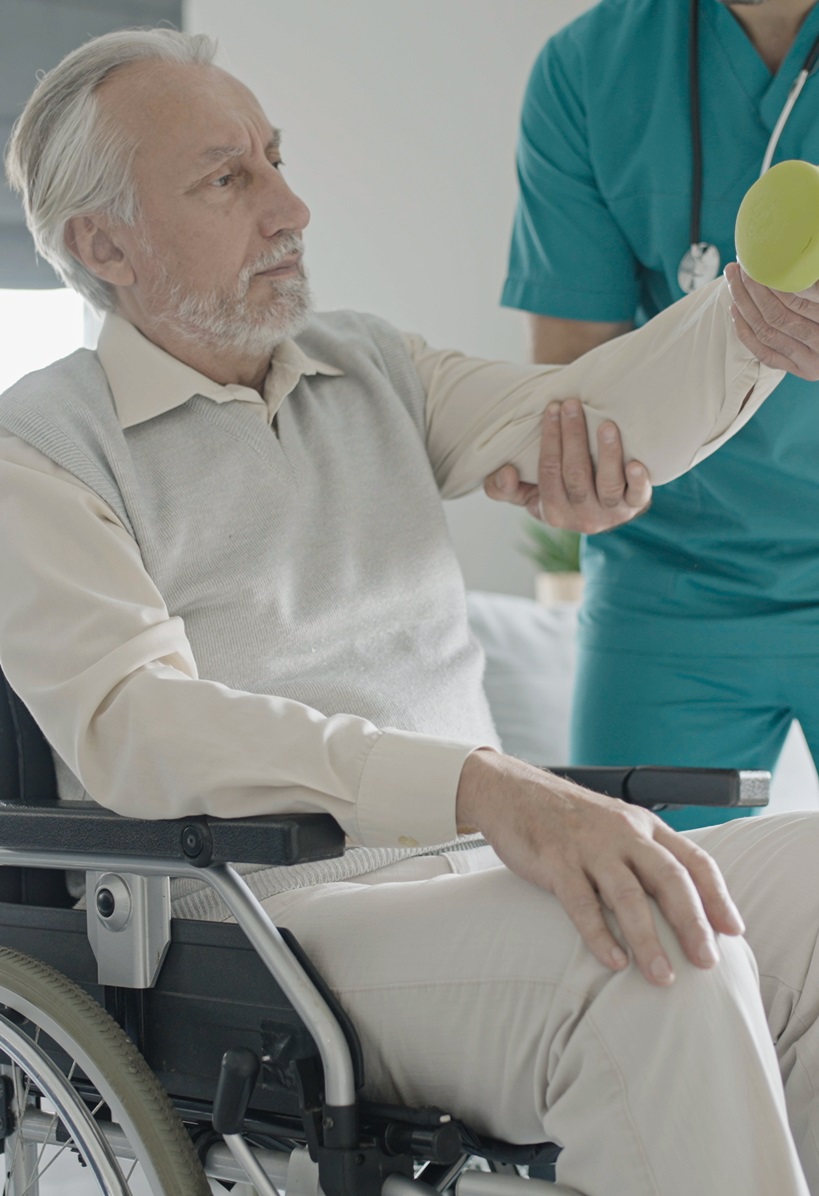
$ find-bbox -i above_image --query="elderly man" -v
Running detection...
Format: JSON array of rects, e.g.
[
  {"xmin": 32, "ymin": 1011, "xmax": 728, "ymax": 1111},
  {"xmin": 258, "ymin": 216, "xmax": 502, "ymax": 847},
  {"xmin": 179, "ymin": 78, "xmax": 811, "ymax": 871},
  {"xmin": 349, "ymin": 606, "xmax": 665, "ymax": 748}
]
[{"xmin": 2, "ymin": 27, "xmax": 819, "ymax": 1196}]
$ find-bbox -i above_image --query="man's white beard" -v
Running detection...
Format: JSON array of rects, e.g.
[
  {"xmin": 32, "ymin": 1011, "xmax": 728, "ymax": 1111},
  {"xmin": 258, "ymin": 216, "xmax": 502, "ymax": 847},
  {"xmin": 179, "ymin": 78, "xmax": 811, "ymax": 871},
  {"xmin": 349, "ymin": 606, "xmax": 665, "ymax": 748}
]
[{"xmin": 145, "ymin": 235, "xmax": 313, "ymax": 357}]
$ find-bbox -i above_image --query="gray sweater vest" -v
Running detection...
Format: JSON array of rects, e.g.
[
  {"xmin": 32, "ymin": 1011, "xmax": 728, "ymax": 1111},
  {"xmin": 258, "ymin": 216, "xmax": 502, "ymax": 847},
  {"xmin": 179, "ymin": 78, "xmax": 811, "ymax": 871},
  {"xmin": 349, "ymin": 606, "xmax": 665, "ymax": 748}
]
[{"xmin": 0, "ymin": 312, "xmax": 498, "ymax": 889}]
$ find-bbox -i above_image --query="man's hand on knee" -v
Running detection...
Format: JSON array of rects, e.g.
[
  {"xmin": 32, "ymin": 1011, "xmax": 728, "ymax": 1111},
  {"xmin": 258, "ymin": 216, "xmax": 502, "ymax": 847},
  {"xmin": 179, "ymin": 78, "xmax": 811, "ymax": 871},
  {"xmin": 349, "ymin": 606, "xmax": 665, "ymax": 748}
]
[{"xmin": 456, "ymin": 750, "xmax": 745, "ymax": 986}]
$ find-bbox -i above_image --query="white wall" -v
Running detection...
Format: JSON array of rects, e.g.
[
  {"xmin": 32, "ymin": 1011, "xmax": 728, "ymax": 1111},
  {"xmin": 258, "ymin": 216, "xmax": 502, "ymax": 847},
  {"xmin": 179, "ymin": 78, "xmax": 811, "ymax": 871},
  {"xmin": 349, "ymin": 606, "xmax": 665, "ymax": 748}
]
[{"xmin": 183, "ymin": 0, "xmax": 594, "ymax": 596}]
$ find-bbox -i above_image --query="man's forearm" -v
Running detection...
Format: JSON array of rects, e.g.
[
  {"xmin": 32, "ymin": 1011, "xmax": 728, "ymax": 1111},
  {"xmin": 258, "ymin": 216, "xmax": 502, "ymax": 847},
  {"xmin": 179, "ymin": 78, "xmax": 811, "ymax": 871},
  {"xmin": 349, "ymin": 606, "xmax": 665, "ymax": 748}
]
[{"xmin": 414, "ymin": 278, "xmax": 783, "ymax": 498}]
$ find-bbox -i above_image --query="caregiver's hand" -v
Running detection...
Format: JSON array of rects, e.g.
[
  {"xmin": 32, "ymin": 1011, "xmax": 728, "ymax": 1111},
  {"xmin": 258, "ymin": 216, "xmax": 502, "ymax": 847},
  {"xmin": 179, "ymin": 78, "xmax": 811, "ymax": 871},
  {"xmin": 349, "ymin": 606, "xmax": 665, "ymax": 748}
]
[
  {"xmin": 484, "ymin": 401, "xmax": 652, "ymax": 533},
  {"xmin": 726, "ymin": 261, "xmax": 819, "ymax": 381}
]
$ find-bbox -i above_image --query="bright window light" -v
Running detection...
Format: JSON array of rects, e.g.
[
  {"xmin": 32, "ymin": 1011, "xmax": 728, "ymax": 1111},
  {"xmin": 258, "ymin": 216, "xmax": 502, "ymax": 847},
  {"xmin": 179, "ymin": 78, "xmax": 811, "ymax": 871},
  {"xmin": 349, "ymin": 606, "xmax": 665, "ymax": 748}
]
[{"xmin": 0, "ymin": 288, "xmax": 87, "ymax": 395}]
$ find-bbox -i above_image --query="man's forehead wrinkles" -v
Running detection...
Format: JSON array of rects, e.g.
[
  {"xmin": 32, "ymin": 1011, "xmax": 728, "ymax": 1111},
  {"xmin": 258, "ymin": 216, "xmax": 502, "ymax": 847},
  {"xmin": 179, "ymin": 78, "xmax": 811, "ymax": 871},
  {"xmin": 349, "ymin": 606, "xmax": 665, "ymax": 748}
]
[
  {"xmin": 201, "ymin": 145, "xmax": 247, "ymax": 162},
  {"xmin": 198, "ymin": 129, "xmax": 282, "ymax": 163}
]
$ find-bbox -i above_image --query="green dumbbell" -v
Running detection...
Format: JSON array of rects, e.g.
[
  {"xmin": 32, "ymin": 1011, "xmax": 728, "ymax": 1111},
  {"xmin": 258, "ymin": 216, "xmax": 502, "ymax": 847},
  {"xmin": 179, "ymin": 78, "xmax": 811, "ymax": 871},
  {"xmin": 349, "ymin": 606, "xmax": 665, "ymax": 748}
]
[{"xmin": 735, "ymin": 159, "xmax": 819, "ymax": 293}]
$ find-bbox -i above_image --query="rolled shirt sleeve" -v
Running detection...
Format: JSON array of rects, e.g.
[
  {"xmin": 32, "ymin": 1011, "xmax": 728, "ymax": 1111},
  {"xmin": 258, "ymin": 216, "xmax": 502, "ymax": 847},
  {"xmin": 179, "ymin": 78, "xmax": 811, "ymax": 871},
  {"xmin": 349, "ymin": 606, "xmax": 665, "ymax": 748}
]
[
  {"xmin": 0, "ymin": 433, "xmax": 473, "ymax": 847},
  {"xmin": 414, "ymin": 278, "xmax": 784, "ymax": 498}
]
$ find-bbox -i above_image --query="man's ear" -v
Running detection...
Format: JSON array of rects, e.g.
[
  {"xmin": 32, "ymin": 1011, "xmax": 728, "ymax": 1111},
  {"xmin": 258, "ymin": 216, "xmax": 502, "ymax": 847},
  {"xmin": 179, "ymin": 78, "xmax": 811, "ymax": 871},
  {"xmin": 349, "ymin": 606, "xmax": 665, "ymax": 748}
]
[{"xmin": 64, "ymin": 215, "xmax": 136, "ymax": 288}]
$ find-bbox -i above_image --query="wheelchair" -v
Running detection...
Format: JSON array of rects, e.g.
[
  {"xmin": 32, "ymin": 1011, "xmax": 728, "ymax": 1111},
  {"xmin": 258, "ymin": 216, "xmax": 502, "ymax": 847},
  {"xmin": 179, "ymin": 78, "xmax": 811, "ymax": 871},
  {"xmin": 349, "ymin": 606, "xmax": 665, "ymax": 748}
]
[{"xmin": 0, "ymin": 670, "xmax": 769, "ymax": 1195}]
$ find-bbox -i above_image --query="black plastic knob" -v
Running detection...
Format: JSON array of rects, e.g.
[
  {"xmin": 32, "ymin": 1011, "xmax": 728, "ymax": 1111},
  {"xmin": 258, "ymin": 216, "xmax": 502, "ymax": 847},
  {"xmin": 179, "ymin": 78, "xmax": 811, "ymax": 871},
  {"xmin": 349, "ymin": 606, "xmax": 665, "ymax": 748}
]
[
  {"xmin": 212, "ymin": 1049, "xmax": 260, "ymax": 1135},
  {"xmin": 95, "ymin": 888, "xmax": 115, "ymax": 919},
  {"xmin": 181, "ymin": 823, "xmax": 210, "ymax": 861}
]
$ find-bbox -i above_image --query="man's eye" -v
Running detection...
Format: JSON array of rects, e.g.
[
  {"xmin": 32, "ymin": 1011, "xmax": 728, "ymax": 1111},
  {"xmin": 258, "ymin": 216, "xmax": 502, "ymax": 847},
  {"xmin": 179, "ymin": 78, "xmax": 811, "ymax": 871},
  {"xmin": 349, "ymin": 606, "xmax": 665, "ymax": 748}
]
[
  {"xmin": 213, "ymin": 173, "xmax": 234, "ymax": 188},
  {"xmin": 269, "ymin": 159, "xmax": 284, "ymax": 171}
]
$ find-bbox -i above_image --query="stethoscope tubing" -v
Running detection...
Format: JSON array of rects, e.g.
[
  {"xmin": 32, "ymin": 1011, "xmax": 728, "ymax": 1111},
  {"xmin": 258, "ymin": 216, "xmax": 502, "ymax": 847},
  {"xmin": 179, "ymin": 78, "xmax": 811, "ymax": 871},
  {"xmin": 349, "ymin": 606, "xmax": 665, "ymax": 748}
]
[{"xmin": 689, "ymin": 0, "xmax": 704, "ymax": 248}]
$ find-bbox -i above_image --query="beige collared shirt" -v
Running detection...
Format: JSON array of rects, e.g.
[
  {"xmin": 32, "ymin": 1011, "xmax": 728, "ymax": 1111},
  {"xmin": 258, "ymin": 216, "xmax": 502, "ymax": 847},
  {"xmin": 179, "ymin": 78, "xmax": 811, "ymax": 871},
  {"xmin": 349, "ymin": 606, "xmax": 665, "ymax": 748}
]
[{"xmin": 0, "ymin": 280, "xmax": 783, "ymax": 846}]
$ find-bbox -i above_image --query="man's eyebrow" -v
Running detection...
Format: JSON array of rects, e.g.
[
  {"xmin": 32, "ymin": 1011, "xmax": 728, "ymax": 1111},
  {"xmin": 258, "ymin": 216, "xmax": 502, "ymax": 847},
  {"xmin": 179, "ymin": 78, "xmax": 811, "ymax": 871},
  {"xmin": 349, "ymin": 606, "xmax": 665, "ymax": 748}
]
[{"xmin": 199, "ymin": 131, "xmax": 282, "ymax": 164}]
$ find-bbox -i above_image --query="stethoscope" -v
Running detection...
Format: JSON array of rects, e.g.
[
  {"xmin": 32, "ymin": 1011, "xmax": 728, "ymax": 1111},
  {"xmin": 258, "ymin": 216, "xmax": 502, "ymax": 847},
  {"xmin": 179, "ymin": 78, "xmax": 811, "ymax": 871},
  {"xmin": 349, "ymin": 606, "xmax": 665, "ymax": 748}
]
[{"xmin": 679, "ymin": 0, "xmax": 819, "ymax": 293}]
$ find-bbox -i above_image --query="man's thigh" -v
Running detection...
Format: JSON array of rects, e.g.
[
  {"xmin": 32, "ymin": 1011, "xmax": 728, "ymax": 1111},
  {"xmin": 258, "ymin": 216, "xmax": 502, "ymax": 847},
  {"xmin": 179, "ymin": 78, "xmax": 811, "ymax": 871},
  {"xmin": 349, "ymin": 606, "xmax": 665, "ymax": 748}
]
[
  {"xmin": 256, "ymin": 849, "xmax": 776, "ymax": 1168},
  {"xmin": 689, "ymin": 812, "xmax": 819, "ymax": 1026},
  {"xmin": 691, "ymin": 812, "xmax": 819, "ymax": 1190},
  {"xmin": 259, "ymin": 854, "xmax": 577, "ymax": 1143}
]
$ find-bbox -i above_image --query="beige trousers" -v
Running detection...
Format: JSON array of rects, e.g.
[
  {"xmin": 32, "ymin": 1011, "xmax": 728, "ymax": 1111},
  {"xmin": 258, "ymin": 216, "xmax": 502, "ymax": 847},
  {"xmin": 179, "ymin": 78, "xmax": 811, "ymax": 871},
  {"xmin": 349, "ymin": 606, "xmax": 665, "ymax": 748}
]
[{"xmin": 239, "ymin": 813, "xmax": 819, "ymax": 1196}]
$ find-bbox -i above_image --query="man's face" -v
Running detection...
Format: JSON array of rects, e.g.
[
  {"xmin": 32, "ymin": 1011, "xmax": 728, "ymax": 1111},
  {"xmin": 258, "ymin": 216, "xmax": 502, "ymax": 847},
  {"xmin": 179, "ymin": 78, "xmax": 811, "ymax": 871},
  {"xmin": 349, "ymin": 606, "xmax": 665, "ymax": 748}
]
[{"xmin": 97, "ymin": 61, "xmax": 312, "ymax": 358}]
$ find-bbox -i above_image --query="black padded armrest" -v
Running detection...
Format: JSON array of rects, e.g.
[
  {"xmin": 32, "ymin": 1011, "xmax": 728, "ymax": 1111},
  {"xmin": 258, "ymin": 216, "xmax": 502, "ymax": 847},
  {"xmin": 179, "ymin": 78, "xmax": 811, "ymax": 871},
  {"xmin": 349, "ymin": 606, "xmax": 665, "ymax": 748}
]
[
  {"xmin": 546, "ymin": 766, "xmax": 769, "ymax": 809},
  {"xmin": 0, "ymin": 801, "xmax": 345, "ymax": 868}
]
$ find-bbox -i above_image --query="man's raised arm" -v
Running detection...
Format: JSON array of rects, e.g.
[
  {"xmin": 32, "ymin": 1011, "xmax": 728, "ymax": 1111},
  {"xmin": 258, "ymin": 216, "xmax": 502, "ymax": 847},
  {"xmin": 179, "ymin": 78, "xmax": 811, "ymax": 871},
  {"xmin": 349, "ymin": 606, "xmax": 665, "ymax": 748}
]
[{"xmin": 414, "ymin": 272, "xmax": 784, "ymax": 500}]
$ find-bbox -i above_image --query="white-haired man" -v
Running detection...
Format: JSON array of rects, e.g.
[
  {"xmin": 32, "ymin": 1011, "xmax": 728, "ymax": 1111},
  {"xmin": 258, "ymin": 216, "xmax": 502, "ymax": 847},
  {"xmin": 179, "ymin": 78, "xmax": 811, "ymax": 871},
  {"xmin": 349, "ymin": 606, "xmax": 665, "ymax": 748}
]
[{"xmin": 3, "ymin": 28, "xmax": 819, "ymax": 1196}]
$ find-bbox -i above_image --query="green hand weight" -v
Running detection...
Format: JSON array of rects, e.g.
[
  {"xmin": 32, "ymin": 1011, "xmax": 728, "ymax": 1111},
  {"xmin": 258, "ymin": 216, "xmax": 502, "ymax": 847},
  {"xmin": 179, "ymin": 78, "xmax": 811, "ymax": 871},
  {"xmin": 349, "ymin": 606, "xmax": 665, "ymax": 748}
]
[{"xmin": 735, "ymin": 159, "xmax": 819, "ymax": 293}]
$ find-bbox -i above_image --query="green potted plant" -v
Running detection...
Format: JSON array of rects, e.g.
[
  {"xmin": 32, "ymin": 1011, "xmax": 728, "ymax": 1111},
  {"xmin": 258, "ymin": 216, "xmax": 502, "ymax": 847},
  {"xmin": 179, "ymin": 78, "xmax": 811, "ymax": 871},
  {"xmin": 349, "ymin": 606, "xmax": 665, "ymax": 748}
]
[{"xmin": 521, "ymin": 520, "xmax": 584, "ymax": 607}]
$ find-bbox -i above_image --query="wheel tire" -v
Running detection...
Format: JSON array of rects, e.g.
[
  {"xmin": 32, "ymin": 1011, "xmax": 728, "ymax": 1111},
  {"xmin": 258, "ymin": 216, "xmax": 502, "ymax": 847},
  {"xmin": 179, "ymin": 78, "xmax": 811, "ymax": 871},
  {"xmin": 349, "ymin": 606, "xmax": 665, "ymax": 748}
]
[{"xmin": 0, "ymin": 946, "xmax": 210, "ymax": 1196}]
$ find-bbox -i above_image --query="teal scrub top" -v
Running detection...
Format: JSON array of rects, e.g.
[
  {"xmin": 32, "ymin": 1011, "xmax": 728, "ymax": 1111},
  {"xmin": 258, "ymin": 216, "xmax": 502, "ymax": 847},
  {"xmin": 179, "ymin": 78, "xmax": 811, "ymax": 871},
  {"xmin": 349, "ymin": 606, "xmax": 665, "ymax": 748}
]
[{"xmin": 502, "ymin": 0, "xmax": 819, "ymax": 655}]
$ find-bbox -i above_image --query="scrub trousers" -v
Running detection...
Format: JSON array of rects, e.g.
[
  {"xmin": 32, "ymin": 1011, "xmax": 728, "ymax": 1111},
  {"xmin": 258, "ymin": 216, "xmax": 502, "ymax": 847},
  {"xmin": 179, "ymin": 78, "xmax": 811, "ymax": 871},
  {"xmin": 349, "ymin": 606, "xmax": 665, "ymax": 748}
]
[
  {"xmin": 187, "ymin": 814, "xmax": 819, "ymax": 1196},
  {"xmin": 571, "ymin": 646, "xmax": 819, "ymax": 830}
]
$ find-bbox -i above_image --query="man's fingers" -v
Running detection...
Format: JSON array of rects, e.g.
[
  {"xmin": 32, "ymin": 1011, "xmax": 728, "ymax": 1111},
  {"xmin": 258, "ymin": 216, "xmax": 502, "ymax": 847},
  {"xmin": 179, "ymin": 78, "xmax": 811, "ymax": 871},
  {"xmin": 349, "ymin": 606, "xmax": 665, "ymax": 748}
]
[
  {"xmin": 595, "ymin": 863, "xmax": 676, "ymax": 985},
  {"xmin": 628, "ymin": 844, "xmax": 723, "ymax": 974},
  {"xmin": 554, "ymin": 855, "xmax": 683, "ymax": 987},
  {"xmin": 552, "ymin": 872, "xmax": 630, "ymax": 974},
  {"xmin": 658, "ymin": 830, "xmax": 745, "ymax": 938}
]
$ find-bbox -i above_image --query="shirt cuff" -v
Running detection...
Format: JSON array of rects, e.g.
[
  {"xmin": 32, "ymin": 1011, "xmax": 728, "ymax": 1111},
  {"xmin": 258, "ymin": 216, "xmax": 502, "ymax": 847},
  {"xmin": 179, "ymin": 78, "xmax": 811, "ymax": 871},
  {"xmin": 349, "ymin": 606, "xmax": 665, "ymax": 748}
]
[
  {"xmin": 689, "ymin": 356, "xmax": 785, "ymax": 469},
  {"xmin": 355, "ymin": 729, "xmax": 481, "ymax": 848}
]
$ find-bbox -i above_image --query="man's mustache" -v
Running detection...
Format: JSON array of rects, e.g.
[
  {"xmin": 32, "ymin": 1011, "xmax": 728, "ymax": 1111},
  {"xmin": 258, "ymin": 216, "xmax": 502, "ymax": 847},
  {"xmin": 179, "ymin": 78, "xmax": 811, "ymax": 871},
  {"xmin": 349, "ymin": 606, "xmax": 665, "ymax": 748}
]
[{"xmin": 249, "ymin": 237, "xmax": 305, "ymax": 277}]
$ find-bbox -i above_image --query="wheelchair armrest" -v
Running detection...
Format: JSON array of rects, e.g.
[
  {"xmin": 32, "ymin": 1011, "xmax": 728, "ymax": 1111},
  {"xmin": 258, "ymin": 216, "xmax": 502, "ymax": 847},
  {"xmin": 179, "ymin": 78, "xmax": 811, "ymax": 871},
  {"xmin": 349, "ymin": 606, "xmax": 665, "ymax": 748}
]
[
  {"xmin": 0, "ymin": 801, "xmax": 345, "ymax": 868},
  {"xmin": 545, "ymin": 766, "xmax": 769, "ymax": 809}
]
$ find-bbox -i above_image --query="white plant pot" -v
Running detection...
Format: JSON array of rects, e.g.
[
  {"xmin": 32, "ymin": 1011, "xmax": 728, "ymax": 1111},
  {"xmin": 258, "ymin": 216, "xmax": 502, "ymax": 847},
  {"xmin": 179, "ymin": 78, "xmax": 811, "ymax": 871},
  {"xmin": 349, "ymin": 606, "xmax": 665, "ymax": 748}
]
[{"xmin": 536, "ymin": 571, "xmax": 584, "ymax": 608}]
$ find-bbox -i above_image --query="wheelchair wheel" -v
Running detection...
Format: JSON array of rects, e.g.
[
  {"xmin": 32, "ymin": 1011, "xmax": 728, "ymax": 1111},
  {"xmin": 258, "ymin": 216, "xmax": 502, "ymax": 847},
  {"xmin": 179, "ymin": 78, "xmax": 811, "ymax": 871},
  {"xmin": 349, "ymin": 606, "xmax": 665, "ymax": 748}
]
[{"xmin": 0, "ymin": 947, "xmax": 209, "ymax": 1195}]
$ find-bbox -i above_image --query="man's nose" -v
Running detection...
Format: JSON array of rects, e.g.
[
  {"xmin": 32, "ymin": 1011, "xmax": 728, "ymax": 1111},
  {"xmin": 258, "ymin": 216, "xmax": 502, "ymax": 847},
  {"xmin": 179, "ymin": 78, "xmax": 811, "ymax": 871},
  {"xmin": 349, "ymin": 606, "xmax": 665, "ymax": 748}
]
[{"xmin": 258, "ymin": 169, "xmax": 310, "ymax": 237}]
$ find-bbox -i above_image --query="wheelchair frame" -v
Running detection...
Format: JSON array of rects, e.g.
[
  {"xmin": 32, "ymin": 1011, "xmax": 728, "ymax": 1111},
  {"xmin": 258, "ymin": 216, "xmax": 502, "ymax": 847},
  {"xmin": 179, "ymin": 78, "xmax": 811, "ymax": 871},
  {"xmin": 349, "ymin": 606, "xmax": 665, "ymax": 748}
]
[{"xmin": 0, "ymin": 675, "xmax": 769, "ymax": 1195}]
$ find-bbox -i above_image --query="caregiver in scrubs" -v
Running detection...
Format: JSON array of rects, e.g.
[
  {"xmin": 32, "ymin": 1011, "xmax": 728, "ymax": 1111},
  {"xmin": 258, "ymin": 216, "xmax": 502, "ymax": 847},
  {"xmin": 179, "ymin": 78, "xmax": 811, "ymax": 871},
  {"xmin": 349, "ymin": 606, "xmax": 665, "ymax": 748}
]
[{"xmin": 493, "ymin": 0, "xmax": 819, "ymax": 830}]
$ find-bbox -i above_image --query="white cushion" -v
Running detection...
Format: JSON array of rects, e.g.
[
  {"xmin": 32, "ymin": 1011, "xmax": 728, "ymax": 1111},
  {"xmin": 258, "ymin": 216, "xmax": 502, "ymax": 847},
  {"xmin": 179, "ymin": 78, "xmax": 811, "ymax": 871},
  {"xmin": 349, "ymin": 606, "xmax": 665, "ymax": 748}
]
[{"xmin": 466, "ymin": 590, "xmax": 577, "ymax": 767}]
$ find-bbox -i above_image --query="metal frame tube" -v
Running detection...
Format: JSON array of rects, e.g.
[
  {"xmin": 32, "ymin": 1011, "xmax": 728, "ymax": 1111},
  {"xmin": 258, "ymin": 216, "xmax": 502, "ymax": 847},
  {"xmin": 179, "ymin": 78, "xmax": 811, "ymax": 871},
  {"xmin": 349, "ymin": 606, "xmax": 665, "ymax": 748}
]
[
  {"xmin": 20, "ymin": 1110, "xmax": 294, "ymax": 1189},
  {"xmin": 456, "ymin": 1173, "xmax": 562, "ymax": 1196},
  {"xmin": 222, "ymin": 1132, "xmax": 282, "ymax": 1196}
]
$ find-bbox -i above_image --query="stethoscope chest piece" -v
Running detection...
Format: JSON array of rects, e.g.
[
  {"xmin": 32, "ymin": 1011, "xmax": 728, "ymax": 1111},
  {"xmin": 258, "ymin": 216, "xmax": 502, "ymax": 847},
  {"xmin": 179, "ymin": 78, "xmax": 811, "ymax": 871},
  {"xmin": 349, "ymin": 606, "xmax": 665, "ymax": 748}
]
[
  {"xmin": 683, "ymin": 0, "xmax": 819, "ymax": 298},
  {"xmin": 677, "ymin": 242, "xmax": 722, "ymax": 293}
]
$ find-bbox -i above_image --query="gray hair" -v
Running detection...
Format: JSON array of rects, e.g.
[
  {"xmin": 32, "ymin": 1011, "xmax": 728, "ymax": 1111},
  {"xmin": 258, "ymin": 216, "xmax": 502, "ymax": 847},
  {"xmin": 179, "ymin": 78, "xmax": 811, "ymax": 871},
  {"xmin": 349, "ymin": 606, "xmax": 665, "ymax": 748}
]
[{"xmin": 4, "ymin": 28, "xmax": 217, "ymax": 312}]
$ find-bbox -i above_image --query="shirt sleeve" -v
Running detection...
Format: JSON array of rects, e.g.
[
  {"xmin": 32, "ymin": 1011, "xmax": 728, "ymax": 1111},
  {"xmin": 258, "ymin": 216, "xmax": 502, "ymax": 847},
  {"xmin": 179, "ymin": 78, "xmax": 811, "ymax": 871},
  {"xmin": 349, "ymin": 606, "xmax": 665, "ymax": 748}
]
[
  {"xmin": 0, "ymin": 433, "xmax": 475, "ymax": 847},
  {"xmin": 414, "ymin": 278, "xmax": 785, "ymax": 498},
  {"xmin": 501, "ymin": 34, "xmax": 640, "ymax": 321}
]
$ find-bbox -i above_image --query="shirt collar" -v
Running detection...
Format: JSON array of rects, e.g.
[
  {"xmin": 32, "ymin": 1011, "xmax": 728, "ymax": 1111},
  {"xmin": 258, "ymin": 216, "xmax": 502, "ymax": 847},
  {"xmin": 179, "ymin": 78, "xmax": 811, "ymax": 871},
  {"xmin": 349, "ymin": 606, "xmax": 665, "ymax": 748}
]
[{"xmin": 97, "ymin": 313, "xmax": 343, "ymax": 430}]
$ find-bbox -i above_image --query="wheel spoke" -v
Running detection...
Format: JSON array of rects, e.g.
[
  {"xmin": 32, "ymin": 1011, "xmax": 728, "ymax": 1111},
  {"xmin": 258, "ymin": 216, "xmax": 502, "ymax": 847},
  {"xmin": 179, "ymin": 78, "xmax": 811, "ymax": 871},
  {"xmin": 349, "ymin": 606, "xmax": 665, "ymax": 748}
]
[
  {"xmin": 0, "ymin": 948, "xmax": 209, "ymax": 1195},
  {"xmin": 5, "ymin": 1062, "xmax": 36, "ymax": 1196}
]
